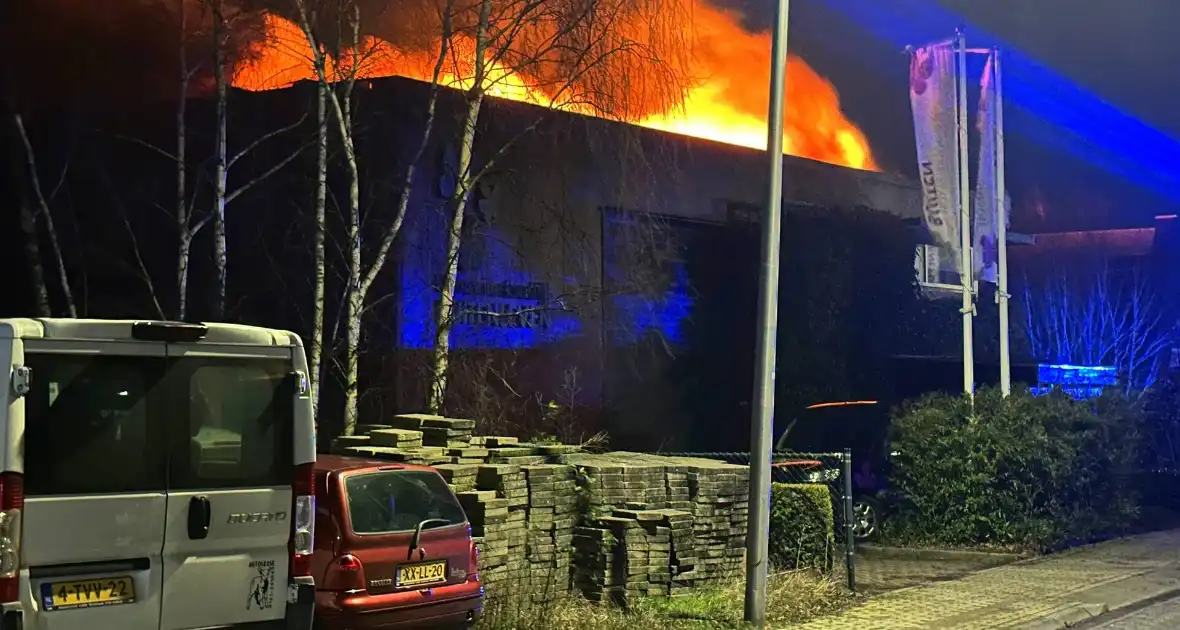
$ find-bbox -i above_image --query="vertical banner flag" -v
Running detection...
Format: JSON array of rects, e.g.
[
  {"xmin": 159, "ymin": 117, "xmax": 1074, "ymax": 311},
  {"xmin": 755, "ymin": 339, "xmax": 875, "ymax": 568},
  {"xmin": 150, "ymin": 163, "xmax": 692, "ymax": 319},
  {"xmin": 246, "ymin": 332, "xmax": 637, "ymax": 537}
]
[
  {"xmin": 910, "ymin": 44, "xmax": 961, "ymax": 281},
  {"xmin": 973, "ymin": 53, "xmax": 1000, "ymax": 284}
]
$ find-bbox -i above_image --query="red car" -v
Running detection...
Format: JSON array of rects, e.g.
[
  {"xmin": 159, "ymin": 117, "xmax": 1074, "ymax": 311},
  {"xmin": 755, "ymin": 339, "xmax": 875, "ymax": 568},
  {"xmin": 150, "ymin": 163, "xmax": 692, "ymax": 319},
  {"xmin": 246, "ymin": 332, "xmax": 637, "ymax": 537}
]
[{"xmin": 312, "ymin": 455, "xmax": 483, "ymax": 629}]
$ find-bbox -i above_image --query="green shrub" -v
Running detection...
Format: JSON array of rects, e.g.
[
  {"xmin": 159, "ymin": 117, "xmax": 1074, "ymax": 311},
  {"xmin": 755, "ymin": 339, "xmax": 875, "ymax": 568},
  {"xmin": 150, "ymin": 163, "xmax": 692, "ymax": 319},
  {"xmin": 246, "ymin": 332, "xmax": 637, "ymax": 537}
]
[
  {"xmin": 887, "ymin": 386, "xmax": 1142, "ymax": 551},
  {"xmin": 769, "ymin": 483, "xmax": 834, "ymax": 571}
]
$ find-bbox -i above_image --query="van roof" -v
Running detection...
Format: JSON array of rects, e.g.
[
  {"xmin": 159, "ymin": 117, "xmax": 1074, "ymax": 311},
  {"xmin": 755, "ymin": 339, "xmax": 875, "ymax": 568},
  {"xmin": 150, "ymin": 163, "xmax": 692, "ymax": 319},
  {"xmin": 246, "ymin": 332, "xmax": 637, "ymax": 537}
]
[{"xmin": 0, "ymin": 318, "xmax": 299, "ymax": 346}]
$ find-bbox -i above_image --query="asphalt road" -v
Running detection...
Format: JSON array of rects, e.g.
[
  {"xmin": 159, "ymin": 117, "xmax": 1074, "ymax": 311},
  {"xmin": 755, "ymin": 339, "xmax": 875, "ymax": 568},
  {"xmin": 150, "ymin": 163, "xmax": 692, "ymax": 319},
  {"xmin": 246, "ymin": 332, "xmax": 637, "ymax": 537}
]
[{"xmin": 1086, "ymin": 596, "xmax": 1180, "ymax": 629}]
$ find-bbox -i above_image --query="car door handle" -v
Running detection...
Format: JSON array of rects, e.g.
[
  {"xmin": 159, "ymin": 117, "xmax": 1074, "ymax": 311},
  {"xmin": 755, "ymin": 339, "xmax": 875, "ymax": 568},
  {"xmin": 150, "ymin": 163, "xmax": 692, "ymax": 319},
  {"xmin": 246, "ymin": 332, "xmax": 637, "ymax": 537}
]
[{"xmin": 187, "ymin": 496, "xmax": 211, "ymax": 540}]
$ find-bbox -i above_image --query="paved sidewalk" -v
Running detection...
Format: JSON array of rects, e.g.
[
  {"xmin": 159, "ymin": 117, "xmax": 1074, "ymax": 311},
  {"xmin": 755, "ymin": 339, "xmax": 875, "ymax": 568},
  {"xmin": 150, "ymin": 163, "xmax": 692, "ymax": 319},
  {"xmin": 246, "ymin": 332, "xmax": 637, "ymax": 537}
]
[{"xmin": 788, "ymin": 529, "xmax": 1180, "ymax": 629}]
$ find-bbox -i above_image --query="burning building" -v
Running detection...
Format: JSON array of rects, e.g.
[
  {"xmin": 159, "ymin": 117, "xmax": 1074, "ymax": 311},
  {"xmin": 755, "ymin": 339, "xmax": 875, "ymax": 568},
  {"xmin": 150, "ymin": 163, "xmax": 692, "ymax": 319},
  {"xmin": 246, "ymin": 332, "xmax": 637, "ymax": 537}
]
[
  {"xmin": 2, "ymin": 0, "xmax": 933, "ymax": 445},
  {"xmin": 218, "ymin": 68, "xmax": 925, "ymax": 445}
]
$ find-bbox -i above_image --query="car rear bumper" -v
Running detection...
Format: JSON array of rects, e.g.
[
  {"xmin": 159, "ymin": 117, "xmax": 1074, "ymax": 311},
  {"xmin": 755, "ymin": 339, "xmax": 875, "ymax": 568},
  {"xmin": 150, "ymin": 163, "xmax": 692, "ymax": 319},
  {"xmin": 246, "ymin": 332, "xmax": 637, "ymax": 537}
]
[{"xmin": 316, "ymin": 583, "xmax": 483, "ymax": 629}]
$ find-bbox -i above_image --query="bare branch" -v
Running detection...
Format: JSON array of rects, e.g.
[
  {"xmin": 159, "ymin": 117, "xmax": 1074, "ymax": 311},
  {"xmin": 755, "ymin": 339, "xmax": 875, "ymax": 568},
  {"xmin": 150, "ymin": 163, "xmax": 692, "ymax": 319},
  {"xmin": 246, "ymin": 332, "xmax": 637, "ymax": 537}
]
[
  {"xmin": 97, "ymin": 165, "xmax": 167, "ymax": 319},
  {"xmin": 224, "ymin": 141, "xmax": 309, "ymax": 204},
  {"xmin": 227, "ymin": 111, "xmax": 308, "ymax": 169},
  {"xmin": 14, "ymin": 113, "xmax": 77, "ymax": 318}
]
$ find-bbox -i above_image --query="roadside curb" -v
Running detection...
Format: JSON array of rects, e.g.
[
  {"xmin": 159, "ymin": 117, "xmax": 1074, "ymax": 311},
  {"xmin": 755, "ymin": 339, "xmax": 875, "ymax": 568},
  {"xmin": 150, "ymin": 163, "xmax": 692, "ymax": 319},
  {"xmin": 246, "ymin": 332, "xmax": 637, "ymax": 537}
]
[{"xmin": 857, "ymin": 544, "xmax": 1025, "ymax": 565}]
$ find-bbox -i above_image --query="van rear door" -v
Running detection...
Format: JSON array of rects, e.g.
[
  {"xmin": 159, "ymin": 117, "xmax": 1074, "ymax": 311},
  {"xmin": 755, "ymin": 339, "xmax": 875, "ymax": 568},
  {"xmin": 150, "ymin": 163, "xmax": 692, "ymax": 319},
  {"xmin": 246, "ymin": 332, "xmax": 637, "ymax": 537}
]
[
  {"xmin": 21, "ymin": 339, "xmax": 168, "ymax": 630},
  {"xmin": 159, "ymin": 343, "xmax": 294, "ymax": 630}
]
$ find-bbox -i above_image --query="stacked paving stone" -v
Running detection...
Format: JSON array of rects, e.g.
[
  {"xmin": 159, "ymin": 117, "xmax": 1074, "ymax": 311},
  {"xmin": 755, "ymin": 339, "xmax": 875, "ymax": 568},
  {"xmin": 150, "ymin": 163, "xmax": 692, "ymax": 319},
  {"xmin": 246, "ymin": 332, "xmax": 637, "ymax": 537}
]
[
  {"xmin": 566, "ymin": 453, "xmax": 749, "ymax": 590},
  {"xmin": 434, "ymin": 463, "xmax": 478, "ymax": 493},
  {"xmin": 522, "ymin": 465, "xmax": 578, "ymax": 601},
  {"xmin": 683, "ymin": 463, "xmax": 749, "ymax": 585},
  {"xmin": 471, "ymin": 465, "xmax": 530, "ymax": 591},
  {"xmin": 570, "ymin": 508, "xmax": 694, "ymax": 605},
  {"xmin": 457, "ymin": 489, "xmax": 511, "ymax": 588},
  {"xmin": 325, "ymin": 418, "xmax": 752, "ymax": 606}
]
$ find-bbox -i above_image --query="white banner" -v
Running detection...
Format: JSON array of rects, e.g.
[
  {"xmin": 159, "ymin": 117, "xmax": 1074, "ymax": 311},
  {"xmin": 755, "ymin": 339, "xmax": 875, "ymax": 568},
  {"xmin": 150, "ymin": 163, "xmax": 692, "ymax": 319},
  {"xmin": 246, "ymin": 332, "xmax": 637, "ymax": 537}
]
[
  {"xmin": 909, "ymin": 44, "xmax": 961, "ymax": 278},
  {"xmin": 973, "ymin": 53, "xmax": 1000, "ymax": 284}
]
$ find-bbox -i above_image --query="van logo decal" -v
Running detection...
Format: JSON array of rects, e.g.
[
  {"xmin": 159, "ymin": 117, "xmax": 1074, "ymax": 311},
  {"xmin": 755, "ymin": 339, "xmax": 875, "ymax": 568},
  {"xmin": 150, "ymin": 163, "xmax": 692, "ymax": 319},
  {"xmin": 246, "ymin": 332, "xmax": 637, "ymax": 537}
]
[
  {"xmin": 227, "ymin": 512, "xmax": 288, "ymax": 524},
  {"xmin": 247, "ymin": 560, "xmax": 275, "ymax": 610}
]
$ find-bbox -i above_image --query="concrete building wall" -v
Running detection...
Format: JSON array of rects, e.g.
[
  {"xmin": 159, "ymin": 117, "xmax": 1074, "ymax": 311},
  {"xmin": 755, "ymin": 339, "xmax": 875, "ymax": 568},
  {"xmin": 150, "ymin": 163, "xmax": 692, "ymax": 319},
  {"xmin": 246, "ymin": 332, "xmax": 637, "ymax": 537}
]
[{"xmin": 357, "ymin": 77, "xmax": 923, "ymax": 416}]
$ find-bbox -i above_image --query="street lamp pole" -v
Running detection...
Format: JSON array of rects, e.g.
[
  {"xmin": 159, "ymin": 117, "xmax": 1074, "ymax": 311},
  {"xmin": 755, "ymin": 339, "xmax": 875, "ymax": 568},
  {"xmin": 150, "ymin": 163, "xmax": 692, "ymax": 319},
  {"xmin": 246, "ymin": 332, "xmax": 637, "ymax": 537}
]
[{"xmin": 744, "ymin": 0, "xmax": 791, "ymax": 623}]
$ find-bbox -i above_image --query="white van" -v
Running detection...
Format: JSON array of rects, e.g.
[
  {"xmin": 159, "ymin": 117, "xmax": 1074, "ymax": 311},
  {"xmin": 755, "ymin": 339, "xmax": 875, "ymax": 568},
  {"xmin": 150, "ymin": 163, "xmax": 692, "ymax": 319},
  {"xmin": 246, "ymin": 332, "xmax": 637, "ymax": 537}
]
[{"xmin": 0, "ymin": 319, "xmax": 317, "ymax": 630}]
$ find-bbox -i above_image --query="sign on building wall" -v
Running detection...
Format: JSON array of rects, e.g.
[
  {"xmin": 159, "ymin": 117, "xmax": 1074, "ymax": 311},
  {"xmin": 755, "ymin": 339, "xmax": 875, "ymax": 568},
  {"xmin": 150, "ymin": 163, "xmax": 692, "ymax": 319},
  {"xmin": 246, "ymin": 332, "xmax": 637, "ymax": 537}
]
[{"xmin": 396, "ymin": 151, "xmax": 581, "ymax": 350}]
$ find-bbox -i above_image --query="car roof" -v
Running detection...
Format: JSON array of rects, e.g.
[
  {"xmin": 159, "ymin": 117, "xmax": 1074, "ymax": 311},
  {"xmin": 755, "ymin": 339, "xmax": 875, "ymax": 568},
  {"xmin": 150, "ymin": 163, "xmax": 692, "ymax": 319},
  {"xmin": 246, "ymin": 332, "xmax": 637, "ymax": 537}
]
[{"xmin": 315, "ymin": 454, "xmax": 437, "ymax": 475}]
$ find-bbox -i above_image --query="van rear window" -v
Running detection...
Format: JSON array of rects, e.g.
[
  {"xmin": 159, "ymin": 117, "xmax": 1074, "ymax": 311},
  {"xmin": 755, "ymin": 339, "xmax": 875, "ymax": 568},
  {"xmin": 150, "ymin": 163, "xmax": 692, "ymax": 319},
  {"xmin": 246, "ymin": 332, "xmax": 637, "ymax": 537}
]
[
  {"xmin": 344, "ymin": 471, "xmax": 466, "ymax": 535},
  {"xmin": 22, "ymin": 352, "xmax": 293, "ymax": 496},
  {"xmin": 170, "ymin": 358, "xmax": 294, "ymax": 490},
  {"xmin": 24, "ymin": 354, "xmax": 168, "ymax": 495}
]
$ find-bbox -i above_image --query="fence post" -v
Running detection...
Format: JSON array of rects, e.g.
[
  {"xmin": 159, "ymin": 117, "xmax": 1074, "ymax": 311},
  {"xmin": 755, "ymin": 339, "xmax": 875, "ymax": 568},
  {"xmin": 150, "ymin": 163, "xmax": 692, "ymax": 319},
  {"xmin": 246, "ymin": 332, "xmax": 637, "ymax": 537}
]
[{"xmin": 842, "ymin": 448, "xmax": 856, "ymax": 592}]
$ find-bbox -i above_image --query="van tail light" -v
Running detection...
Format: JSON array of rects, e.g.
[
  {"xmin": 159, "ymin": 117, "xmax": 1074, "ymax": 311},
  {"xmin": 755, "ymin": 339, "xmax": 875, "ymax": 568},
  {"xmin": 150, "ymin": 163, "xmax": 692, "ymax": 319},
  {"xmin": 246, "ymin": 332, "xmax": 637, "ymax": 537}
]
[
  {"xmin": 322, "ymin": 554, "xmax": 366, "ymax": 592},
  {"xmin": 290, "ymin": 463, "xmax": 315, "ymax": 579},
  {"xmin": 0, "ymin": 473, "xmax": 24, "ymax": 602},
  {"xmin": 468, "ymin": 540, "xmax": 480, "ymax": 582}
]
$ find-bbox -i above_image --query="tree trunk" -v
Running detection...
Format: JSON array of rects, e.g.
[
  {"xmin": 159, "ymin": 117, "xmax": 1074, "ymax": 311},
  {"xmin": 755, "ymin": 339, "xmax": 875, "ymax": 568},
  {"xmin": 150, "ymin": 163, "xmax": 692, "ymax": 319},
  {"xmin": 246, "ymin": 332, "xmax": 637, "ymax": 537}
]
[
  {"xmin": 13, "ymin": 113, "xmax": 75, "ymax": 318},
  {"xmin": 341, "ymin": 86, "xmax": 362, "ymax": 436},
  {"xmin": 211, "ymin": 1, "xmax": 229, "ymax": 321},
  {"xmin": 428, "ymin": 0, "xmax": 489, "ymax": 413},
  {"xmin": 177, "ymin": 231, "xmax": 192, "ymax": 320},
  {"xmin": 428, "ymin": 90, "xmax": 485, "ymax": 413},
  {"xmin": 341, "ymin": 156, "xmax": 362, "ymax": 436},
  {"xmin": 17, "ymin": 200, "xmax": 51, "ymax": 317},
  {"xmin": 176, "ymin": 0, "xmax": 190, "ymax": 321},
  {"xmin": 309, "ymin": 79, "xmax": 328, "ymax": 416}
]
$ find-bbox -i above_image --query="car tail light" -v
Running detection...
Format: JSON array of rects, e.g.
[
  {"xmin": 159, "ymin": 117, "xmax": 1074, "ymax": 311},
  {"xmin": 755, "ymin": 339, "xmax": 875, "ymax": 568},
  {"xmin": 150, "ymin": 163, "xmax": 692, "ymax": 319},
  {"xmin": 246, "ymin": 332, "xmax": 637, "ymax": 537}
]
[
  {"xmin": 290, "ymin": 463, "xmax": 315, "ymax": 578},
  {"xmin": 322, "ymin": 554, "xmax": 366, "ymax": 592},
  {"xmin": 468, "ymin": 540, "xmax": 479, "ymax": 582},
  {"xmin": 0, "ymin": 473, "xmax": 23, "ymax": 602}
]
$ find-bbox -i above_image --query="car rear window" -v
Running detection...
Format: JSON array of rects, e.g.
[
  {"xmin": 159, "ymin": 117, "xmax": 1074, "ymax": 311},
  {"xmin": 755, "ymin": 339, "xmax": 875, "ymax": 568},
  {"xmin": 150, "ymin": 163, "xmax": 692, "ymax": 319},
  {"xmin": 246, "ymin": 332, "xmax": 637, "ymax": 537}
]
[{"xmin": 343, "ymin": 470, "xmax": 466, "ymax": 535}]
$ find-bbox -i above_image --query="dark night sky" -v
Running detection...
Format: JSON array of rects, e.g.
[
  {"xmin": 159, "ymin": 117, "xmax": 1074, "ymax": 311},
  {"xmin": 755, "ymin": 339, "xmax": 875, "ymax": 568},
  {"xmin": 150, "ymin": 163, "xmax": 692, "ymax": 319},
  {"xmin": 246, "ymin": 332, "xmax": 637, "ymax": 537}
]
[
  {"xmin": 733, "ymin": 0, "xmax": 1180, "ymax": 232},
  {"xmin": 6, "ymin": 0, "xmax": 1180, "ymax": 232}
]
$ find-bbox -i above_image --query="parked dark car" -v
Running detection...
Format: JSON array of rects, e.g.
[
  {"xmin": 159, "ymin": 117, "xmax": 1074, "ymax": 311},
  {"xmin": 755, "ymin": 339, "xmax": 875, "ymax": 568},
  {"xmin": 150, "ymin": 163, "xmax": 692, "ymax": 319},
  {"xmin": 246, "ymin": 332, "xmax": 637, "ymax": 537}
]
[
  {"xmin": 775, "ymin": 400, "xmax": 893, "ymax": 541},
  {"xmin": 312, "ymin": 455, "xmax": 483, "ymax": 629}
]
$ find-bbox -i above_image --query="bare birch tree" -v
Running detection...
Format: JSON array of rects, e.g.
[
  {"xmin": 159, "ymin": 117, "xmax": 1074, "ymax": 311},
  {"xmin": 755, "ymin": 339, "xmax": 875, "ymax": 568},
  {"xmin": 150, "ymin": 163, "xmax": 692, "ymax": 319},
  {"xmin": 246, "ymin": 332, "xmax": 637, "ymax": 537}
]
[
  {"xmin": 292, "ymin": 0, "xmax": 452, "ymax": 435},
  {"xmin": 423, "ymin": 0, "xmax": 690, "ymax": 411},
  {"xmin": 118, "ymin": 0, "xmax": 306, "ymax": 320},
  {"xmin": 1022, "ymin": 258, "xmax": 1171, "ymax": 395},
  {"xmin": 207, "ymin": 0, "xmax": 309, "ymax": 320},
  {"xmin": 10, "ymin": 112, "xmax": 76, "ymax": 318}
]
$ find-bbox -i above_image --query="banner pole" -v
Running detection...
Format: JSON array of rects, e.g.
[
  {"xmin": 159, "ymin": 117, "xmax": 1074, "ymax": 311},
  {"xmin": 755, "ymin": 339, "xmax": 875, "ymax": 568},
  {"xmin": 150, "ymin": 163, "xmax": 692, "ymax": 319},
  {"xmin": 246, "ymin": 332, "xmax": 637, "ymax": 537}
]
[
  {"xmin": 956, "ymin": 29, "xmax": 975, "ymax": 399},
  {"xmin": 995, "ymin": 48, "xmax": 1011, "ymax": 396}
]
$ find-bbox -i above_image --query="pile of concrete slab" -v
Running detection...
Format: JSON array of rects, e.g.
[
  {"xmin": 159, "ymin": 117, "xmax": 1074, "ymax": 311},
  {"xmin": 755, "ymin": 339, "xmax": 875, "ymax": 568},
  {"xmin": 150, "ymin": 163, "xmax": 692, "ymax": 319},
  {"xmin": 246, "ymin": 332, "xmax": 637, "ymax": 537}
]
[{"xmin": 326, "ymin": 417, "xmax": 750, "ymax": 604}]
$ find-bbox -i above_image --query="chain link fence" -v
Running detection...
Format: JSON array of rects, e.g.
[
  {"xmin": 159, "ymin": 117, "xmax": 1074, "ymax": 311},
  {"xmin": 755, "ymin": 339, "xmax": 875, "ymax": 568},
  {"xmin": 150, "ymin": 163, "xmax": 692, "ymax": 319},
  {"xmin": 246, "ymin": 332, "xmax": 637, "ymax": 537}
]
[{"xmin": 655, "ymin": 450, "xmax": 859, "ymax": 592}]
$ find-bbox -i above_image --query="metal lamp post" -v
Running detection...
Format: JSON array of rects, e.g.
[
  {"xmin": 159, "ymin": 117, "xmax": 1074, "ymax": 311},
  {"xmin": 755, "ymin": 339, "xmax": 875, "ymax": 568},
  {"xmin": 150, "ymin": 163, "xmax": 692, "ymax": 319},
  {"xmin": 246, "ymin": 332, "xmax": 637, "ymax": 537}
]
[{"xmin": 743, "ymin": 0, "xmax": 791, "ymax": 623}]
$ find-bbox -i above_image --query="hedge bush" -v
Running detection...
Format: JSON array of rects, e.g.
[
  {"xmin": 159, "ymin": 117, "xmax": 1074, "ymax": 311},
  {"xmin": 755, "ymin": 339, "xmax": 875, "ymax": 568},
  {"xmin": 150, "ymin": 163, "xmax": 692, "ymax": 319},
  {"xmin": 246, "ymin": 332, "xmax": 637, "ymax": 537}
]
[
  {"xmin": 769, "ymin": 483, "xmax": 835, "ymax": 571},
  {"xmin": 887, "ymin": 386, "xmax": 1142, "ymax": 551}
]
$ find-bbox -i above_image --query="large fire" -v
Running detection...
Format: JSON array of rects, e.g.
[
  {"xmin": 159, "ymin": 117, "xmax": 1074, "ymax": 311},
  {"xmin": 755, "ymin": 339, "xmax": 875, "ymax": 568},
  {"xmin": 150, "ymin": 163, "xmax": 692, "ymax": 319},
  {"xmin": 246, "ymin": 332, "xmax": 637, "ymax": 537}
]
[{"xmin": 232, "ymin": 5, "xmax": 877, "ymax": 171}]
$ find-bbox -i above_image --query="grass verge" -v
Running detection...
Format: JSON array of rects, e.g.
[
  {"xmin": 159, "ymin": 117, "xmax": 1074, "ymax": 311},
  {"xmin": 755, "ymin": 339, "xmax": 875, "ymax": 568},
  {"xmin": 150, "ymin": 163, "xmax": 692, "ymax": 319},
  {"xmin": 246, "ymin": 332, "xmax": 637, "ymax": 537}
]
[{"xmin": 475, "ymin": 570, "xmax": 853, "ymax": 630}]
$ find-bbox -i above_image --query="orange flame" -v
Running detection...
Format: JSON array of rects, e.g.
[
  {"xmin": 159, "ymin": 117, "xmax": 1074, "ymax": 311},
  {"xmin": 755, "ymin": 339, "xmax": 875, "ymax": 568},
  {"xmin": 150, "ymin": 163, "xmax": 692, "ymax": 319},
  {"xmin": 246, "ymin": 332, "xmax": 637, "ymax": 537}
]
[{"xmin": 232, "ymin": 8, "xmax": 877, "ymax": 171}]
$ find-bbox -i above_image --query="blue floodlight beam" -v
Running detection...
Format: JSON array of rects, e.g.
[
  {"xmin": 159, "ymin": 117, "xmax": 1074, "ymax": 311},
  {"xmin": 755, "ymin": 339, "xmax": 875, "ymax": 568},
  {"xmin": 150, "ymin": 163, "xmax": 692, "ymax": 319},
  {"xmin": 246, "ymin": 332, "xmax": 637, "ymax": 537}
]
[{"xmin": 815, "ymin": 0, "xmax": 1180, "ymax": 201}]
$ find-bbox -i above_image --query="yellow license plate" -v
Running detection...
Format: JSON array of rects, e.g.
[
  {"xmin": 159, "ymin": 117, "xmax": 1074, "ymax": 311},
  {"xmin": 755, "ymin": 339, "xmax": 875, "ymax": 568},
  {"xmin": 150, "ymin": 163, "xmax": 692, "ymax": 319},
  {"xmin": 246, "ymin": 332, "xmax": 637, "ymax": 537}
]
[
  {"xmin": 42, "ymin": 576, "xmax": 136, "ymax": 611},
  {"xmin": 396, "ymin": 561, "xmax": 447, "ymax": 587}
]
